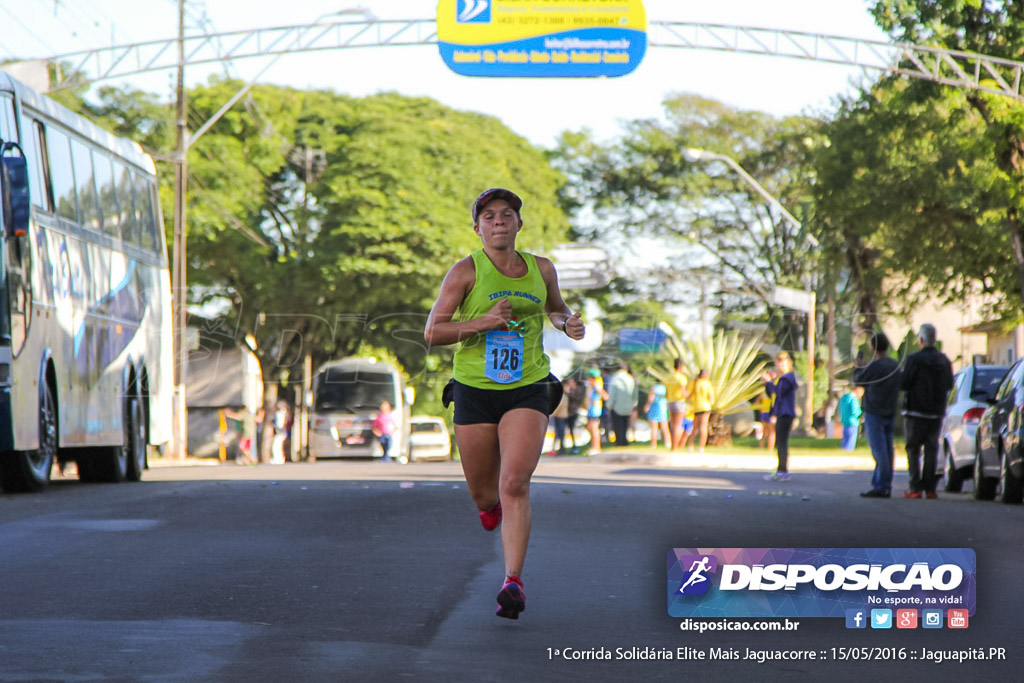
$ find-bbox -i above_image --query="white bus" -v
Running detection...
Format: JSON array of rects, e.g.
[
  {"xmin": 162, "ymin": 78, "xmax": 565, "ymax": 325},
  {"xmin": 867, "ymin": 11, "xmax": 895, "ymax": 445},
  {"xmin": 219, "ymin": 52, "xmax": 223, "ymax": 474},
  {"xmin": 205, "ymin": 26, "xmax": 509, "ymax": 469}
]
[{"xmin": 0, "ymin": 72, "xmax": 173, "ymax": 492}]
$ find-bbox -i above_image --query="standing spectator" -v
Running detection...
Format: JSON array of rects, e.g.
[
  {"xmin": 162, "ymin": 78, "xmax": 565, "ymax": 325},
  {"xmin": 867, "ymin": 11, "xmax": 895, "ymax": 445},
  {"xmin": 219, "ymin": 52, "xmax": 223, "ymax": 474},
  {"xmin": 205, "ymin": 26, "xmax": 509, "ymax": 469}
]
[
  {"xmin": 679, "ymin": 404, "xmax": 696, "ymax": 451},
  {"xmin": 665, "ymin": 358, "xmax": 690, "ymax": 450},
  {"xmin": 838, "ymin": 385, "xmax": 864, "ymax": 451},
  {"xmin": 549, "ymin": 384, "xmax": 570, "ymax": 456},
  {"xmin": 752, "ymin": 377, "xmax": 774, "ymax": 448},
  {"xmin": 584, "ymin": 368, "xmax": 607, "ymax": 454},
  {"xmin": 371, "ymin": 401, "xmax": 396, "ymax": 463},
  {"xmin": 855, "ymin": 333, "xmax": 903, "ymax": 498},
  {"xmin": 689, "ymin": 369, "xmax": 714, "ymax": 453},
  {"xmin": 270, "ymin": 401, "xmax": 290, "ymax": 465},
  {"xmin": 760, "ymin": 370, "xmax": 777, "ymax": 450},
  {"xmin": 627, "ymin": 367, "xmax": 641, "ymax": 443},
  {"xmin": 600, "ymin": 368, "xmax": 613, "ymax": 445},
  {"xmin": 821, "ymin": 392, "xmax": 839, "ymax": 437},
  {"xmin": 900, "ymin": 324, "xmax": 954, "ymax": 499},
  {"xmin": 565, "ymin": 377, "xmax": 584, "ymax": 454},
  {"xmin": 607, "ymin": 362, "xmax": 638, "ymax": 447},
  {"xmin": 224, "ymin": 407, "xmax": 257, "ymax": 465},
  {"xmin": 645, "ymin": 383, "xmax": 671, "ymax": 448},
  {"xmin": 762, "ymin": 353, "xmax": 798, "ymax": 480}
]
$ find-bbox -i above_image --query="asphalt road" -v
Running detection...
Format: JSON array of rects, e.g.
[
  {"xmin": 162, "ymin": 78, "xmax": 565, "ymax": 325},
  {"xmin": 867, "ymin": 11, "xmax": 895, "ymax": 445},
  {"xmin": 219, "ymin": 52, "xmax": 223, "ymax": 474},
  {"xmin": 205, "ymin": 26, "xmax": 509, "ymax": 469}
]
[{"xmin": 0, "ymin": 456, "xmax": 1020, "ymax": 682}]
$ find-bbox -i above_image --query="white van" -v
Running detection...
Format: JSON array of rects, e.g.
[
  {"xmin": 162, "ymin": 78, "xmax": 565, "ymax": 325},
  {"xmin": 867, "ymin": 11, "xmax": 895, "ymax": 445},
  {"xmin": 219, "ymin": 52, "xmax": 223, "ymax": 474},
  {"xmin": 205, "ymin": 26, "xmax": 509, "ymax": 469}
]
[{"xmin": 307, "ymin": 358, "xmax": 415, "ymax": 461}]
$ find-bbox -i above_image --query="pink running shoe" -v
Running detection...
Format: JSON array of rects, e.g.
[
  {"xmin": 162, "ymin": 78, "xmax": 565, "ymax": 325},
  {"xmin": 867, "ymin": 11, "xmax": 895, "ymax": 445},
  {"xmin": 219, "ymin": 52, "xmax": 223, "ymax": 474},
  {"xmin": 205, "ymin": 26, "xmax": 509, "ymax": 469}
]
[
  {"xmin": 478, "ymin": 501, "xmax": 502, "ymax": 531},
  {"xmin": 496, "ymin": 575, "xmax": 526, "ymax": 619}
]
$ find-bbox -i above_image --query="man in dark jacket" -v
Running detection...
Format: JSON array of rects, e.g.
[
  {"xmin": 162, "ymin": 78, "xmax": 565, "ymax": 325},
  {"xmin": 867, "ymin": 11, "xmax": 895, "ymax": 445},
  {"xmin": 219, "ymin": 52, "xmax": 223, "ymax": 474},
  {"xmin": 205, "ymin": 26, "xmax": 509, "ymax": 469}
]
[
  {"xmin": 855, "ymin": 332, "xmax": 903, "ymax": 498},
  {"xmin": 900, "ymin": 323, "xmax": 954, "ymax": 499}
]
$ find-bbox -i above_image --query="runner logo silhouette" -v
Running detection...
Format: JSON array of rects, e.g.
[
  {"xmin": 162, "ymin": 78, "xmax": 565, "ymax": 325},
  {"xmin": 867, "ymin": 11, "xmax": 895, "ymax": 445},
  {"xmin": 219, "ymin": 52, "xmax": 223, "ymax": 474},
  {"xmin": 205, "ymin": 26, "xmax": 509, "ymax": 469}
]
[{"xmin": 678, "ymin": 555, "xmax": 718, "ymax": 596}]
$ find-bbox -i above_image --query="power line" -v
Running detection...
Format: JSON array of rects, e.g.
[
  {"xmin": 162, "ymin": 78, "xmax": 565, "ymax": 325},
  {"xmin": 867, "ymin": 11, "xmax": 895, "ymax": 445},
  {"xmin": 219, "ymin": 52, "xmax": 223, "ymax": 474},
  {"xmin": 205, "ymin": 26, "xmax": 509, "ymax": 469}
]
[
  {"xmin": 40, "ymin": 0, "xmax": 111, "ymax": 51},
  {"xmin": 2, "ymin": 4, "xmax": 58, "ymax": 55}
]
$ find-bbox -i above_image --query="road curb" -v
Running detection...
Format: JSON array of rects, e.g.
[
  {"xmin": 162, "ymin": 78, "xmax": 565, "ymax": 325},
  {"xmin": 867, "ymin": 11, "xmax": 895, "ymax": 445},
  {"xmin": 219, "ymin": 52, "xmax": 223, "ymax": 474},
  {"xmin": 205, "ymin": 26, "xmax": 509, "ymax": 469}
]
[{"xmin": 589, "ymin": 448, "xmax": 909, "ymax": 472}]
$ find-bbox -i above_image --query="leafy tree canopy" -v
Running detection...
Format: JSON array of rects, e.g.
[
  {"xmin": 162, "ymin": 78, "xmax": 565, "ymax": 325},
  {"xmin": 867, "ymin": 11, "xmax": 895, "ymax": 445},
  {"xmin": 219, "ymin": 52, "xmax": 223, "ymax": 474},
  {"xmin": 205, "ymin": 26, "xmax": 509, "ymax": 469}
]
[{"xmin": 67, "ymin": 79, "xmax": 571, "ymax": 393}]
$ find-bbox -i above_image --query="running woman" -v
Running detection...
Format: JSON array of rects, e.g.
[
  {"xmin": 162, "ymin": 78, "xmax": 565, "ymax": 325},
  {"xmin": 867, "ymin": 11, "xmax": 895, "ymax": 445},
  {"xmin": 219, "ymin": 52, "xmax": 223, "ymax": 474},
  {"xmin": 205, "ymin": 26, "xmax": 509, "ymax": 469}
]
[{"xmin": 424, "ymin": 188, "xmax": 585, "ymax": 620}]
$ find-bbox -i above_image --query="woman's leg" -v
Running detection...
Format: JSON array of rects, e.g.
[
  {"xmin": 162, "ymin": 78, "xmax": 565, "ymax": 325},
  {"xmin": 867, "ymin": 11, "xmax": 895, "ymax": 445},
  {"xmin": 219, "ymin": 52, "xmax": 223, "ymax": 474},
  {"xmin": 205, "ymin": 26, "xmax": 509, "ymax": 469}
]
[
  {"xmin": 454, "ymin": 423, "xmax": 501, "ymax": 511},
  {"xmin": 660, "ymin": 421, "xmax": 672, "ymax": 447},
  {"xmin": 587, "ymin": 417, "xmax": 602, "ymax": 453},
  {"xmin": 669, "ymin": 411, "xmax": 684, "ymax": 450},
  {"xmin": 696, "ymin": 413, "xmax": 710, "ymax": 452},
  {"xmin": 496, "ymin": 408, "xmax": 548, "ymax": 578},
  {"xmin": 775, "ymin": 415, "xmax": 794, "ymax": 473}
]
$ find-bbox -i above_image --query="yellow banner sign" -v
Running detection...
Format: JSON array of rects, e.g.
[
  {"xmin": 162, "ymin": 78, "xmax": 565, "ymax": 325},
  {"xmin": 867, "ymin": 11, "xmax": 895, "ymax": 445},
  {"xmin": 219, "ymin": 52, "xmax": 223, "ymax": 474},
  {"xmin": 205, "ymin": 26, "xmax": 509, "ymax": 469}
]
[{"xmin": 437, "ymin": 0, "xmax": 647, "ymax": 77}]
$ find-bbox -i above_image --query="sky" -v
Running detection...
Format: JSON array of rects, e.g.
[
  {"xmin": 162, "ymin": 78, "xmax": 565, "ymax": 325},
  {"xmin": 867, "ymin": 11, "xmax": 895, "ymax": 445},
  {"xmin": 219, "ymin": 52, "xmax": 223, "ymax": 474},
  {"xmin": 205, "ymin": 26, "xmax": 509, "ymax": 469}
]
[{"xmin": 2, "ymin": 0, "xmax": 893, "ymax": 147}]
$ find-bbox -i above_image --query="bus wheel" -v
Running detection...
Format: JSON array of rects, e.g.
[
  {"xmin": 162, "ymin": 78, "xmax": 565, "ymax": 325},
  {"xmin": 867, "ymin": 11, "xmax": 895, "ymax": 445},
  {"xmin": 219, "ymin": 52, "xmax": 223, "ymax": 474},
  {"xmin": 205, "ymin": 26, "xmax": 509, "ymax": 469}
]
[
  {"xmin": 92, "ymin": 400, "xmax": 131, "ymax": 483},
  {"xmin": 125, "ymin": 398, "xmax": 146, "ymax": 482},
  {"xmin": 0, "ymin": 384, "xmax": 57, "ymax": 493}
]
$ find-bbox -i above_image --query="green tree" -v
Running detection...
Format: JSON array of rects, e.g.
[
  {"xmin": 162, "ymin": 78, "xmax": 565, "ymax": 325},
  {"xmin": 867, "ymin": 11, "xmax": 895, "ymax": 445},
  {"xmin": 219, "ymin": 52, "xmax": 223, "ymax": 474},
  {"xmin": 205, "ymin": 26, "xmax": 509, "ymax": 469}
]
[
  {"xmin": 846, "ymin": 1, "xmax": 1024, "ymax": 319},
  {"xmin": 58, "ymin": 80, "xmax": 570, "ymax": 406},
  {"xmin": 813, "ymin": 78, "xmax": 1013, "ymax": 330},
  {"xmin": 550, "ymin": 94, "xmax": 826, "ymax": 352},
  {"xmin": 181, "ymin": 81, "xmax": 569, "ymax": 399}
]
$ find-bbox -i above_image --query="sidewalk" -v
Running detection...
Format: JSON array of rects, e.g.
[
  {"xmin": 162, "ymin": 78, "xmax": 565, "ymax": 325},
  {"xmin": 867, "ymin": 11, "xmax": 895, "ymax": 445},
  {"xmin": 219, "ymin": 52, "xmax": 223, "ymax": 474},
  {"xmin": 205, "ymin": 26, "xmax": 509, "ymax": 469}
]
[{"xmin": 589, "ymin": 446, "xmax": 908, "ymax": 473}]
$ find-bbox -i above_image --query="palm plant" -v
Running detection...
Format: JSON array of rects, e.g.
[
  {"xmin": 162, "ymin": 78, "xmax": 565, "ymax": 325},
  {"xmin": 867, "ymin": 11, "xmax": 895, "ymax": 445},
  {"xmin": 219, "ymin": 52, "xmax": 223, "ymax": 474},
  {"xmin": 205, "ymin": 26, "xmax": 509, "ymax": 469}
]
[{"xmin": 648, "ymin": 326, "xmax": 769, "ymax": 445}]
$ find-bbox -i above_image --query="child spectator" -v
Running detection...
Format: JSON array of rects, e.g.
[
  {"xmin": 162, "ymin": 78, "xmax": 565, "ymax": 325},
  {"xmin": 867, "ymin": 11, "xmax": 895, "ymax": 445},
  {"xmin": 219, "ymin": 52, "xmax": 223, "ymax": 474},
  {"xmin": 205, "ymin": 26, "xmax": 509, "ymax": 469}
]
[{"xmin": 645, "ymin": 383, "xmax": 671, "ymax": 448}]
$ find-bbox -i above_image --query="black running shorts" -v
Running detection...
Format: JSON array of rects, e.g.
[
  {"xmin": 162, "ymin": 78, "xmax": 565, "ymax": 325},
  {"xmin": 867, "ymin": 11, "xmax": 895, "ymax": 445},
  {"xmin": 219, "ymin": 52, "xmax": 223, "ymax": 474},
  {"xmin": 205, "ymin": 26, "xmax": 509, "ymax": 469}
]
[{"xmin": 452, "ymin": 375, "xmax": 562, "ymax": 425}]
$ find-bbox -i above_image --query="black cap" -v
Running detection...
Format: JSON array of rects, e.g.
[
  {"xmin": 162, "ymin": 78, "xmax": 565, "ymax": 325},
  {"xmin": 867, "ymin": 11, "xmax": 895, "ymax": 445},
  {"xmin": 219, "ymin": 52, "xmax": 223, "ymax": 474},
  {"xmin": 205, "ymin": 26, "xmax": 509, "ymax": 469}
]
[{"xmin": 472, "ymin": 188, "xmax": 523, "ymax": 222}]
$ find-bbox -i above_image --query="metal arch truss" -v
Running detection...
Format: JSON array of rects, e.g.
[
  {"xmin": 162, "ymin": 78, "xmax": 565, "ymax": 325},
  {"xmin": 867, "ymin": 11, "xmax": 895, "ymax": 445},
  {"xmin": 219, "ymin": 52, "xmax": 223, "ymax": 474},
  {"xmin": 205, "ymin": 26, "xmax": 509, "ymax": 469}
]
[
  {"xmin": 47, "ymin": 18, "xmax": 438, "ymax": 89},
  {"xmin": 650, "ymin": 22, "xmax": 1024, "ymax": 102},
  {"xmin": 40, "ymin": 18, "xmax": 1024, "ymax": 103}
]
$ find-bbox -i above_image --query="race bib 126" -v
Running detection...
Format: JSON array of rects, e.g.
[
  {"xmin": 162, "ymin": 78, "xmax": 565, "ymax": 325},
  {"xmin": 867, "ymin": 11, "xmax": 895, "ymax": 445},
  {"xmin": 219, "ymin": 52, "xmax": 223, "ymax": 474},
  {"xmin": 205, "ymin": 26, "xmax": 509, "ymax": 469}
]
[{"xmin": 485, "ymin": 330, "xmax": 523, "ymax": 384}]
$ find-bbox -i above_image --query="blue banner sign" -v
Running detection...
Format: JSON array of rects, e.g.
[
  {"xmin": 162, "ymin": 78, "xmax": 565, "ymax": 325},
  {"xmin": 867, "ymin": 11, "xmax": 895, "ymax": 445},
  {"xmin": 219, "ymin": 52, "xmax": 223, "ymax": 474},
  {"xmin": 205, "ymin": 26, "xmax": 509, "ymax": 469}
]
[{"xmin": 618, "ymin": 327, "xmax": 666, "ymax": 353}]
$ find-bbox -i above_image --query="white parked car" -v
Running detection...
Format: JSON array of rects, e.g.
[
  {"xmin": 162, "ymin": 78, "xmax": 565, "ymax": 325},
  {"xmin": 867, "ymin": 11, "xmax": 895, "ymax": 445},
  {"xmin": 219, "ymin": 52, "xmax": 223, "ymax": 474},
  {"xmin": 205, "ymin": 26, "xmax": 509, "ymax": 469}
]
[
  {"xmin": 408, "ymin": 416, "xmax": 453, "ymax": 462},
  {"xmin": 940, "ymin": 363, "xmax": 1008, "ymax": 491}
]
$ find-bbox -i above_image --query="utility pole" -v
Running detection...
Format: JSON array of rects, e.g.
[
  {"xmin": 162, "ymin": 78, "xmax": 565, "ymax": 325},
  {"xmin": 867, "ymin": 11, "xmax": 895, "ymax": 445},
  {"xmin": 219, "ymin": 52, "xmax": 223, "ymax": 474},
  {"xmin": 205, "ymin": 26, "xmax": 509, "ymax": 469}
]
[{"xmin": 171, "ymin": 0, "xmax": 188, "ymax": 459}]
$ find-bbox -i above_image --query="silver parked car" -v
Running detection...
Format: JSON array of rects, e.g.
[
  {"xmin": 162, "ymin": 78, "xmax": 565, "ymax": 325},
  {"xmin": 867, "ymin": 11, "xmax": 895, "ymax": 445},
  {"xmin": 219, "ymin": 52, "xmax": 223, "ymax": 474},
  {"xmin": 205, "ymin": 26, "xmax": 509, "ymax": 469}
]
[{"xmin": 939, "ymin": 363, "xmax": 1008, "ymax": 492}]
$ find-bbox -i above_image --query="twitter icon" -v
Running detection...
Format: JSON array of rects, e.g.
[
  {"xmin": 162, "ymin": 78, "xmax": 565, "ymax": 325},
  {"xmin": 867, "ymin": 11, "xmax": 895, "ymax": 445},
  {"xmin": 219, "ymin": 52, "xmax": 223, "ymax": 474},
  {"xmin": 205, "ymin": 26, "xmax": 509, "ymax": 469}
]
[{"xmin": 870, "ymin": 609, "xmax": 893, "ymax": 629}]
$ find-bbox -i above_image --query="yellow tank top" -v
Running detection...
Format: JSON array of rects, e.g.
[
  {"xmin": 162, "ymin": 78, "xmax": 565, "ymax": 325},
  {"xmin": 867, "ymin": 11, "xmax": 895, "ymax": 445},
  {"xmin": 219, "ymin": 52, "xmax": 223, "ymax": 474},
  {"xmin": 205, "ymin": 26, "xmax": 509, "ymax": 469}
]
[{"xmin": 453, "ymin": 250, "xmax": 550, "ymax": 389}]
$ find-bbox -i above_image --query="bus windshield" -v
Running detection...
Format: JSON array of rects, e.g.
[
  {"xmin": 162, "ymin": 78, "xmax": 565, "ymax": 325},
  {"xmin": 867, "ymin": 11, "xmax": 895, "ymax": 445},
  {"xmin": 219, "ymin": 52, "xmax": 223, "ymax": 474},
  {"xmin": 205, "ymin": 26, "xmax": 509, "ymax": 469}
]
[{"xmin": 314, "ymin": 370, "xmax": 396, "ymax": 413}]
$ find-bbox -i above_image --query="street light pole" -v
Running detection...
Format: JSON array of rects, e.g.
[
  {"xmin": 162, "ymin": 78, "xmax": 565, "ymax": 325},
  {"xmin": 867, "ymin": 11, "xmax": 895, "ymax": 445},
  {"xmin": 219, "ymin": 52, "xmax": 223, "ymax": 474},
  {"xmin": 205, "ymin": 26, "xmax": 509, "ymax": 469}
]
[
  {"xmin": 171, "ymin": 0, "xmax": 188, "ymax": 459},
  {"xmin": 683, "ymin": 148, "xmax": 814, "ymax": 243},
  {"xmin": 684, "ymin": 148, "xmax": 817, "ymax": 434}
]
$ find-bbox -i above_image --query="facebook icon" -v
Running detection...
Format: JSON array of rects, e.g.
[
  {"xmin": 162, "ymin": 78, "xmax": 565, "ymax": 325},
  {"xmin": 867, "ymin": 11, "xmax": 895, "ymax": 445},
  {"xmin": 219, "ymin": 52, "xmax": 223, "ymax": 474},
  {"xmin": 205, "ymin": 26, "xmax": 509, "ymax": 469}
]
[{"xmin": 845, "ymin": 609, "xmax": 867, "ymax": 629}]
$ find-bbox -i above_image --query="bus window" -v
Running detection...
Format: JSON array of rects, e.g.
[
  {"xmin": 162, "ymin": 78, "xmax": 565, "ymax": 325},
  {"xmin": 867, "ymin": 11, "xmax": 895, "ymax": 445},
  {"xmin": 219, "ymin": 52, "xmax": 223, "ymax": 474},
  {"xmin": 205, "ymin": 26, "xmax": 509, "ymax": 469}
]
[
  {"xmin": 46, "ymin": 128, "xmax": 77, "ymax": 223},
  {"xmin": 95, "ymin": 153, "xmax": 120, "ymax": 239},
  {"xmin": 71, "ymin": 139, "xmax": 100, "ymax": 231},
  {"xmin": 30, "ymin": 121, "xmax": 53, "ymax": 212},
  {"xmin": 0, "ymin": 93, "xmax": 16, "ymax": 142},
  {"xmin": 114, "ymin": 161, "xmax": 138, "ymax": 244},
  {"xmin": 134, "ymin": 172, "xmax": 158, "ymax": 252}
]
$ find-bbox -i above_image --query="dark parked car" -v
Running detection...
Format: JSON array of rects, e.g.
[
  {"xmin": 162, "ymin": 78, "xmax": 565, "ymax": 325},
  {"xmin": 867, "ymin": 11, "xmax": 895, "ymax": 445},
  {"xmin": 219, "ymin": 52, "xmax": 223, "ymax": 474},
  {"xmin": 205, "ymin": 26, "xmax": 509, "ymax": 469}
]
[
  {"xmin": 940, "ymin": 363, "xmax": 1008, "ymax": 492},
  {"xmin": 973, "ymin": 358, "xmax": 1024, "ymax": 503}
]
